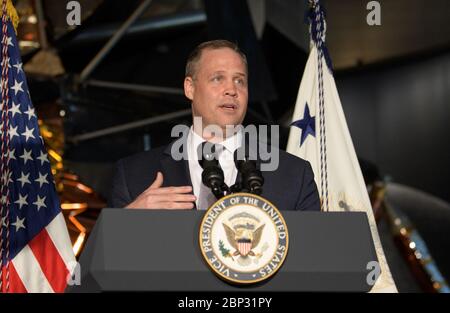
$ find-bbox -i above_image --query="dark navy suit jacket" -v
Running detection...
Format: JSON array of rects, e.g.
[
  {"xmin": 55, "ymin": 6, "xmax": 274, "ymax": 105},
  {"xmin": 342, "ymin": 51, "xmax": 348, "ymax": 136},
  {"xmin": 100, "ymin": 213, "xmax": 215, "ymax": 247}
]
[{"xmin": 108, "ymin": 141, "xmax": 321, "ymax": 211}]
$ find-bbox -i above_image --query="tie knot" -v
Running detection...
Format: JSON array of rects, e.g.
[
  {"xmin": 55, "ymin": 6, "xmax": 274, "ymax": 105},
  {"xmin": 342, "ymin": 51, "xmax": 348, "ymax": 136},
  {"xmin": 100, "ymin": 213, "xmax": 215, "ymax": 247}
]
[{"xmin": 197, "ymin": 142, "xmax": 224, "ymax": 161}]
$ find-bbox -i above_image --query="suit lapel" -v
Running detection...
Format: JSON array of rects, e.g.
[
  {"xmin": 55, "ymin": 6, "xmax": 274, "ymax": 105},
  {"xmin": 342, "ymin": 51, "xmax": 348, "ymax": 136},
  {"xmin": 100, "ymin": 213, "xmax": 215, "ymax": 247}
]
[
  {"xmin": 161, "ymin": 140, "xmax": 192, "ymax": 187},
  {"xmin": 161, "ymin": 139, "xmax": 196, "ymax": 210}
]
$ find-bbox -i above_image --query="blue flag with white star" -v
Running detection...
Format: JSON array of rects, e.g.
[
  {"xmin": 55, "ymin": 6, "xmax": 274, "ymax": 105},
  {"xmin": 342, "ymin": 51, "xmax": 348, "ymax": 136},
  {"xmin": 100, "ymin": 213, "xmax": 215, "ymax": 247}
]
[{"xmin": 1, "ymin": 2, "xmax": 74, "ymax": 293}]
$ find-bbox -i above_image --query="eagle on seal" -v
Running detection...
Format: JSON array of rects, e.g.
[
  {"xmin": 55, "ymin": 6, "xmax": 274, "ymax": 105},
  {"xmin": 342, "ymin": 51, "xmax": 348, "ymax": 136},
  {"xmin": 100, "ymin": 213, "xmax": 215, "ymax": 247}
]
[{"xmin": 222, "ymin": 222, "xmax": 265, "ymax": 257}]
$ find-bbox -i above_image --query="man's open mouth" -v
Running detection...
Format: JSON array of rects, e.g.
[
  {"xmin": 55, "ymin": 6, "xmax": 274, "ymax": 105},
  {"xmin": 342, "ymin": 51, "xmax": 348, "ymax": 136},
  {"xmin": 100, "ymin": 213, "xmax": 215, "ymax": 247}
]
[{"xmin": 219, "ymin": 104, "xmax": 238, "ymax": 110}]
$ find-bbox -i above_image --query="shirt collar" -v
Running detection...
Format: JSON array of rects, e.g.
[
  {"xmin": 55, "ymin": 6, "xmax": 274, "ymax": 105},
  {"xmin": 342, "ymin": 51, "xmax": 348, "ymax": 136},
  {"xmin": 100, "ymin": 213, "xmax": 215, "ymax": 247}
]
[{"xmin": 189, "ymin": 126, "xmax": 243, "ymax": 154}]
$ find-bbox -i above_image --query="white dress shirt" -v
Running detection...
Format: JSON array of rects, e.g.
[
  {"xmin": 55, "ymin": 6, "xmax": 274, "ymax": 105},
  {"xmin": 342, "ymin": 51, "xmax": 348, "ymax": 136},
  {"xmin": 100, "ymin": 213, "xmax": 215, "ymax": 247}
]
[{"xmin": 187, "ymin": 126, "xmax": 242, "ymax": 210}]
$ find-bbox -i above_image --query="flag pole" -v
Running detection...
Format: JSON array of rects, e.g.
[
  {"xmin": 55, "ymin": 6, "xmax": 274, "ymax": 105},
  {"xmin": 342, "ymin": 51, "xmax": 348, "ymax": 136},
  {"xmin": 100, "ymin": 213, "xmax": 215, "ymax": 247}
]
[{"xmin": 0, "ymin": 0, "xmax": 12, "ymax": 293}]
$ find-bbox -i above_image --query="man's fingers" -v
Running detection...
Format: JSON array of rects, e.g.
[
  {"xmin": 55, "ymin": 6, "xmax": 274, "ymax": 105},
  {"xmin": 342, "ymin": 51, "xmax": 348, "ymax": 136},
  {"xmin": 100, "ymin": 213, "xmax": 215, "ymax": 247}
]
[
  {"xmin": 149, "ymin": 194, "xmax": 196, "ymax": 203},
  {"xmin": 158, "ymin": 202, "xmax": 195, "ymax": 210},
  {"xmin": 127, "ymin": 199, "xmax": 194, "ymax": 210},
  {"xmin": 147, "ymin": 185, "xmax": 192, "ymax": 195},
  {"xmin": 146, "ymin": 172, "xmax": 192, "ymax": 194},
  {"xmin": 149, "ymin": 172, "xmax": 164, "ymax": 189}
]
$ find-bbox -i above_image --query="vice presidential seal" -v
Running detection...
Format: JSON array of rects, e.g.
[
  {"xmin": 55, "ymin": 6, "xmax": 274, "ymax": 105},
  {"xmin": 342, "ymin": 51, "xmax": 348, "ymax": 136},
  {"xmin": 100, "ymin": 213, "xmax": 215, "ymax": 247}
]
[{"xmin": 199, "ymin": 193, "xmax": 289, "ymax": 284}]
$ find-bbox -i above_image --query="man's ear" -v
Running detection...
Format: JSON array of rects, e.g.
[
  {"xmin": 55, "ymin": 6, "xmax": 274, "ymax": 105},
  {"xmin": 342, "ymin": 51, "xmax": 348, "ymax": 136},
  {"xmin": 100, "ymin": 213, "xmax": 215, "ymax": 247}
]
[{"xmin": 184, "ymin": 76, "xmax": 194, "ymax": 101}]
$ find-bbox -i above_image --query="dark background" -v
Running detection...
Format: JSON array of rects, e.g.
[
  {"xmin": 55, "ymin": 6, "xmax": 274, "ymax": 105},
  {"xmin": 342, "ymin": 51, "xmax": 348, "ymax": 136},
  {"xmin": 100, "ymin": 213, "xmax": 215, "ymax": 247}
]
[{"xmin": 27, "ymin": 0, "xmax": 447, "ymax": 202}]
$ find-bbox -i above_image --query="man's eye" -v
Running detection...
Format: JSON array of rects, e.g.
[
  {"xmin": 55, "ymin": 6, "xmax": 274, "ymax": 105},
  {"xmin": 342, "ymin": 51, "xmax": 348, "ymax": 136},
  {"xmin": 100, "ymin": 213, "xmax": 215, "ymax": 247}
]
[
  {"xmin": 235, "ymin": 78, "xmax": 246, "ymax": 86},
  {"xmin": 212, "ymin": 76, "xmax": 223, "ymax": 82}
]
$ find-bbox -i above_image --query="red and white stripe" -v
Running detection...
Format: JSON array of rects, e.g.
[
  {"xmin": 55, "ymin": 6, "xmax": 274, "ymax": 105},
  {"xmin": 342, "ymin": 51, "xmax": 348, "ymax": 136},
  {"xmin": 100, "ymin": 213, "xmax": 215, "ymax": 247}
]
[
  {"xmin": 2, "ymin": 213, "xmax": 75, "ymax": 293},
  {"xmin": 237, "ymin": 242, "xmax": 252, "ymax": 256}
]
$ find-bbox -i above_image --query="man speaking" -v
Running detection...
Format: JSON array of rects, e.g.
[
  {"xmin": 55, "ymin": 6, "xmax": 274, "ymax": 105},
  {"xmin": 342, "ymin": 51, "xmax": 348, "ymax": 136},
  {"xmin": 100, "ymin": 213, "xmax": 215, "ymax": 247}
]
[{"xmin": 108, "ymin": 40, "xmax": 320, "ymax": 212}]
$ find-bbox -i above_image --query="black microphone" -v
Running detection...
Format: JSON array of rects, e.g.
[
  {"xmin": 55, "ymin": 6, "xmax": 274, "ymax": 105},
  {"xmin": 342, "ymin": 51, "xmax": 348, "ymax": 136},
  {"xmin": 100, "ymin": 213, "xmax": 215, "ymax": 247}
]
[
  {"xmin": 197, "ymin": 142, "xmax": 228, "ymax": 199},
  {"xmin": 234, "ymin": 148, "xmax": 264, "ymax": 195}
]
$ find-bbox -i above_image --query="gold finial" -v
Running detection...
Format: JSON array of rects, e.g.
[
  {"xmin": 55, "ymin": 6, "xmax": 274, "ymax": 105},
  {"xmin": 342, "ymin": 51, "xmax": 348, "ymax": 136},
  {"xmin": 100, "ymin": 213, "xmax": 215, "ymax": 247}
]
[{"xmin": 1, "ymin": 0, "xmax": 19, "ymax": 32}]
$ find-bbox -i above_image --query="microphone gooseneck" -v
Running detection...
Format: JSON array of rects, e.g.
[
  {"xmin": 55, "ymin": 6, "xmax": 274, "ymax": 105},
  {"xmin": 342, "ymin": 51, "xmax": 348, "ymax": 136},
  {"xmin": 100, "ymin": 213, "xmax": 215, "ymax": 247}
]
[
  {"xmin": 234, "ymin": 148, "xmax": 264, "ymax": 195},
  {"xmin": 198, "ymin": 142, "xmax": 229, "ymax": 199}
]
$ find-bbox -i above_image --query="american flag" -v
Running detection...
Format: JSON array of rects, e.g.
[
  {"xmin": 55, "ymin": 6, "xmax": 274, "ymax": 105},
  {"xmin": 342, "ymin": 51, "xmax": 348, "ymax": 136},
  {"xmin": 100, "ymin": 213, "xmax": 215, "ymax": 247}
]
[{"xmin": 1, "ymin": 1, "xmax": 75, "ymax": 293}]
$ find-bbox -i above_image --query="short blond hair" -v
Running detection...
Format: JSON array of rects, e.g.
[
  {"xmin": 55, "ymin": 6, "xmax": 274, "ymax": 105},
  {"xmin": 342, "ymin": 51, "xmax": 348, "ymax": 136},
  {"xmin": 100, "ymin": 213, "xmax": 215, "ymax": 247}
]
[{"xmin": 185, "ymin": 40, "xmax": 248, "ymax": 78}]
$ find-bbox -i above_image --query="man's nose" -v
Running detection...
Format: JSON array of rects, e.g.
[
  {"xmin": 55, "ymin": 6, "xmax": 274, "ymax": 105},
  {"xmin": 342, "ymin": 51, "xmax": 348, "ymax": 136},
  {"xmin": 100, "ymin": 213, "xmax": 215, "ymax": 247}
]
[{"xmin": 224, "ymin": 80, "xmax": 238, "ymax": 97}]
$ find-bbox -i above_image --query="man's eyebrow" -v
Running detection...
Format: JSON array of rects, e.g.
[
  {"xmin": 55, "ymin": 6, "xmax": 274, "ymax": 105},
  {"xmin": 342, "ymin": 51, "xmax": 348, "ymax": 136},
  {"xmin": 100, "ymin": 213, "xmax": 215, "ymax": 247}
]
[
  {"xmin": 209, "ymin": 70, "xmax": 225, "ymax": 76},
  {"xmin": 210, "ymin": 71, "xmax": 247, "ymax": 77}
]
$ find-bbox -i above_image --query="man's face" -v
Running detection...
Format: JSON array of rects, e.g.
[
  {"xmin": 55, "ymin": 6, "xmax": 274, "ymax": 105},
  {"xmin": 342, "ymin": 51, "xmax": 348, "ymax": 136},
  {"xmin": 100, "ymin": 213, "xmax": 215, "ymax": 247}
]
[{"xmin": 184, "ymin": 47, "xmax": 248, "ymax": 136}]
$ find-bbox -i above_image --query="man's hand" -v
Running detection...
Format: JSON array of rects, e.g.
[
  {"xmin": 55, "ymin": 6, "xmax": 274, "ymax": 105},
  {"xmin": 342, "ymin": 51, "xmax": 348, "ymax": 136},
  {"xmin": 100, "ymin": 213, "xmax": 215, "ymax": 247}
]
[{"xmin": 126, "ymin": 172, "xmax": 196, "ymax": 209}]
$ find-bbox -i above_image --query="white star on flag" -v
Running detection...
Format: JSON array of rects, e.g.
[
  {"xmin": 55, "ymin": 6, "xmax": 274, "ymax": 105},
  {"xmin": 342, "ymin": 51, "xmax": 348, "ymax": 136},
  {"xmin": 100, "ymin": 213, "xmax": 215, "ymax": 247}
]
[
  {"xmin": 8, "ymin": 148, "xmax": 16, "ymax": 161},
  {"xmin": 12, "ymin": 216, "xmax": 26, "ymax": 232},
  {"xmin": 33, "ymin": 195, "xmax": 47, "ymax": 211},
  {"xmin": 36, "ymin": 151, "xmax": 49, "ymax": 165},
  {"xmin": 19, "ymin": 148, "xmax": 33, "ymax": 165},
  {"xmin": 35, "ymin": 172, "xmax": 49, "ymax": 188},
  {"xmin": 24, "ymin": 106, "xmax": 36, "ymax": 120},
  {"xmin": 17, "ymin": 171, "xmax": 31, "ymax": 187},
  {"xmin": 15, "ymin": 194, "xmax": 28, "ymax": 209},
  {"xmin": 9, "ymin": 101, "xmax": 21, "ymax": 117},
  {"xmin": 13, "ymin": 61, "xmax": 23, "ymax": 73},
  {"xmin": 21, "ymin": 126, "xmax": 35, "ymax": 142},
  {"xmin": 9, "ymin": 125, "xmax": 19, "ymax": 140},
  {"xmin": 6, "ymin": 36, "xmax": 14, "ymax": 46},
  {"xmin": 11, "ymin": 79, "xmax": 24, "ymax": 95}
]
